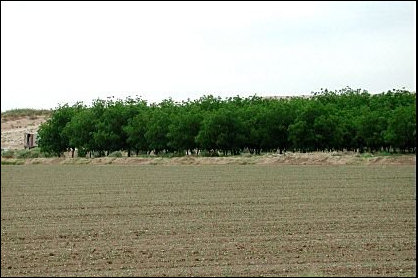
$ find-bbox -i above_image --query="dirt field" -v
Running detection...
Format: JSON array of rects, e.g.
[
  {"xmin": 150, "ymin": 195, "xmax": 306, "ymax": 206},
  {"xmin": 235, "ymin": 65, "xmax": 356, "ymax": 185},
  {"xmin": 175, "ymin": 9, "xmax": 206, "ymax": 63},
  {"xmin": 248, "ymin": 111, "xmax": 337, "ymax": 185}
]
[{"xmin": 1, "ymin": 165, "xmax": 416, "ymax": 276}]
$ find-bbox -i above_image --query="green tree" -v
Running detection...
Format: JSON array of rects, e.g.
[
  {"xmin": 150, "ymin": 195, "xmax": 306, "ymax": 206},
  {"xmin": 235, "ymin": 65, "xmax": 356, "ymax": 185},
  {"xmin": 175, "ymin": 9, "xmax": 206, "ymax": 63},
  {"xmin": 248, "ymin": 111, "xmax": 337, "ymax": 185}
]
[
  {"xmin": 123, "ymin": 107, "xmax": 150, "ymax": 155},
  {"xmin": 355, "ymin": 107, "xmax": 388, "ymax": 153},
  {"xmin": 240, "ymin": 104, "xmax": 265, "ymax": 154},
  {"xmin": 145, "ymin": 105, "xmax": 172, "ymax": 154},
  {"xmin": 196, "ymin": 108, "xmax": 245, "ymax": 155},
  {"xmin": 62, "ymin": 107, "xmax": 97, "ymax": 157},
  {"xmin": 384, "ymin": 104, "xmax": 416, "ymax": 153},
  {"xmin": 262, "ymin": 100, "xmax": 295, "ymax": 153},
  {"xmin": 93, "ymin": 99, "xmax": 131, "ymax": 156},
  {"xmin": 122, "ymin": 97, "xmax": 148, "ymax": 156},
  {"xmin": 37, "ymin": 104, "xmax": 80, "ymax": 157},
  {"xmin": 288, "ymin": 101, "xmax": 323, "ymax": 152},
  {"xmin": 167, "ymin": 105, "xmax": 203, "ymax": 155}
]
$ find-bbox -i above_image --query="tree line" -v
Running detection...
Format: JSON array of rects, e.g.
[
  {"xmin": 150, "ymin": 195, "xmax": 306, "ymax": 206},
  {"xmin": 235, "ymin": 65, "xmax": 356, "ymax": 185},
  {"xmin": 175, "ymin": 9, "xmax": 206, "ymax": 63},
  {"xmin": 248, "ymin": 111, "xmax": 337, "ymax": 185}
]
[{"xmin": 37, "ymin": 87, "xmax": 416, "ymax": 157}]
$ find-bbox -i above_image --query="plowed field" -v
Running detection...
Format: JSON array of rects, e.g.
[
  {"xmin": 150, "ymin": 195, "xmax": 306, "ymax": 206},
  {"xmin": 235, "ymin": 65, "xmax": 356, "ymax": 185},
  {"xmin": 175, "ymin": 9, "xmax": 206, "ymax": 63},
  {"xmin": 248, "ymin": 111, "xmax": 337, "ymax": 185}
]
[{"xmin": 1, "ymin": 165, "xmax": 416, "ymax": 276}]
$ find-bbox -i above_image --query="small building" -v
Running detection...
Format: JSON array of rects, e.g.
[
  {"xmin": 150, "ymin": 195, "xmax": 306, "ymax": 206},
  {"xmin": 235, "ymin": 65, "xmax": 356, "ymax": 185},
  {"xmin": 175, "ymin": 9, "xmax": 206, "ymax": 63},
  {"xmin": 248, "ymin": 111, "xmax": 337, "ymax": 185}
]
[{"xmin": 24, "ymin": 133, "xmax": 37, "ymax": 149}]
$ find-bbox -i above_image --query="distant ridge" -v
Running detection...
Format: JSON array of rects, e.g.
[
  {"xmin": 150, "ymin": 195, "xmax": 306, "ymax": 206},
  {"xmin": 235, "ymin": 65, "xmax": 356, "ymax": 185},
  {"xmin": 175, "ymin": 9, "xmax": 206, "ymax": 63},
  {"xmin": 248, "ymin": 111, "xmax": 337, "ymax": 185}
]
[{"xmin": 1, "ymin": 108, "xmax": 52, "ymax": 121}]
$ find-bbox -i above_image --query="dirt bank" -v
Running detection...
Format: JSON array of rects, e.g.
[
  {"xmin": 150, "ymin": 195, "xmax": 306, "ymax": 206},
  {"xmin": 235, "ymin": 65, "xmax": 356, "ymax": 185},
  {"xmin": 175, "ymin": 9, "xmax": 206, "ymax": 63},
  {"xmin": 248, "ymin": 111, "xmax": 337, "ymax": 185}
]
[{"xmin": 2, "ymin": 152, "xmax": 415, "ymax": 166}]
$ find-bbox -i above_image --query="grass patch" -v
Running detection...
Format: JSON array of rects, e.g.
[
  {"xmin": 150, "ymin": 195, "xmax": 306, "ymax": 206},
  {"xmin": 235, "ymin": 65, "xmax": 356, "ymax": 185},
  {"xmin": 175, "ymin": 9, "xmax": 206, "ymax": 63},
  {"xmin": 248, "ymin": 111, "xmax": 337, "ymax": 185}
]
[
  {"xmin": 15, "ymin": 148, "xmax": 47, "ymax": 159},
  {"xmin": 375, "ymin": 151, "xmax": 392, "ymax": 156},
  {"xmin": 108, "ymin": 151, "xmax": 123, "ymax": 157},
  {"xmin": 361, "ymin": 153, "xmax": 374, "ymax": 158},
  {"xmin": 1, "ymin": 149, "xmax": 15, "ymax": 158},
  {"xmin": 1, "ymin": 159, "xmax": 24, "ymax": 165},
  {"xmin": 1, "ymin": 148, "xmax": 54, "ymax": 159}
]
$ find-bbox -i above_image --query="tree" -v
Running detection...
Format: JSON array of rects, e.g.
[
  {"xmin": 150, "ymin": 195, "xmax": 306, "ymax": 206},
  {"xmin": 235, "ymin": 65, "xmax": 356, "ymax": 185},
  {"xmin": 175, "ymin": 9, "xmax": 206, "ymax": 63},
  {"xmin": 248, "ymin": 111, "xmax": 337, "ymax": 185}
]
[
  {"xmin": 262, "ymin": 100, "xmax": 296, "ymax": 153},
  {"xmin": 122, "ymin": 97, "xmax": 148, "ymax": 156},
  {"xmin": 37, "ymin": 104, "xmax": 80, "ymax": 157},
  {"xmin": 62, "ymin": 107, "xmax": 97, "ymax": 157},
  {"xmin": 93, "ymin": 99, "xmax": 130, "ymax": 155},
  {"xmin": 355, "ymin": 107, "xmax": 388, "ymax": 153},
  {"xmin": 34, "ymin": 89, "xmax": 417, "ymax": 157},
  {"xmin": 167, "ymin": 105, "xmax": 203, "ymax": 155},
  {"xmin": 144, "ymin": 105, "xmax": 172, "ymax": 154},
  {"xmin": 384, "ymin": 104, "xmax": 416, "ymax": 153},
  {"xmin": 196, "ymin": 108, "xmax": 245, "ymax": 155},
  {"xmin": 240, "ymin": 104, "xmax": 265, "ymax": 154},
  {"xmin": 123, "ymin": 107, "xmax": 150, "ymax": 155},
  {"xmin": 288, "ymin": 101, "xmax": 323, "ymax": 152}
]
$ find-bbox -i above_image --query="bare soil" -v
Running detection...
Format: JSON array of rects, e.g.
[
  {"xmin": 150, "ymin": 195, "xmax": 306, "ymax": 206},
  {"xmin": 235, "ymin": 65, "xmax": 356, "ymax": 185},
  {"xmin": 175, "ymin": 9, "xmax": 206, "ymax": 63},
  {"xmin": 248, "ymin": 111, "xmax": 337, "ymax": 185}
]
[
  {"xmin": 1, "ymin": 165, "xmax": 416, "ymax": 276},
  {"xmin": 1, "ymin": 152, "xmax": 415, "ymax": 166}
]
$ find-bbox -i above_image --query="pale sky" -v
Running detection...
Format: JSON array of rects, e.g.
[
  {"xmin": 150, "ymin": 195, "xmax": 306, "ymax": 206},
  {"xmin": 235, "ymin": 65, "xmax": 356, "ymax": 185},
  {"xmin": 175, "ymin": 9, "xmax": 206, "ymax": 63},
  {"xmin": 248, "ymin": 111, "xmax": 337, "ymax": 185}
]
[{"xmin": 1, "ymin": 1, "xmax": 416, "ymax": 111}]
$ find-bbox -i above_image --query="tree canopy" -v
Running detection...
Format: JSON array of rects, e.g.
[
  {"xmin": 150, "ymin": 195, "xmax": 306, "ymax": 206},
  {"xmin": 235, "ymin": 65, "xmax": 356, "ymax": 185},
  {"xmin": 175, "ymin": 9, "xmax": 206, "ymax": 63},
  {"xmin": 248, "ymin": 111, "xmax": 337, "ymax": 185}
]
[{"xmin": 37, "ymin": 88, "xmax": 416, "ymax": 157}]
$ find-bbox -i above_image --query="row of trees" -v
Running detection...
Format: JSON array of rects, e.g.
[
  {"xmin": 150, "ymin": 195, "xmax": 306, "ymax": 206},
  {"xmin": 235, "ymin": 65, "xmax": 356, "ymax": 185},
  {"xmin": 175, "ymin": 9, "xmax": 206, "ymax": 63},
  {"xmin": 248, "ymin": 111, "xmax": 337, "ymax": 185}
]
[{"xmin": 37, "ymin": 87, "xmax": 416, "ymax": 157}]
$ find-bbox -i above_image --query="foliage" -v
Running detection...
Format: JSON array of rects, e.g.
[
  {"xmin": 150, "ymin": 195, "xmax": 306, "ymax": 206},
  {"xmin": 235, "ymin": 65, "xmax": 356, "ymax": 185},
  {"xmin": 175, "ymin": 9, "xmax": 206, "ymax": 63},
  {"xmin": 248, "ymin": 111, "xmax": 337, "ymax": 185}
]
[
  {"xmin": 37, "ymin": 103, "xmax": 83, "ymax": 157},
  {"xmin": 35, "ymin": 88, "xmax": 416, "ymax": 157},
  {"xmin": 15, "ymin": 149, "xmax": 36, "ymax": 159},
  {"xmin": 1, "ymin": 149, "xmax": 15, "ymax": 158},
  {"xmin": 384, "ymin": 104, "xmax": 416, "ymax": 152},
  {"xmin": 1, "ymin": 159, "xmax": 24, "ymax": 165},
  {"xmin": 145, "ymin": 106, "xmax": 172, "ymax": 155}
]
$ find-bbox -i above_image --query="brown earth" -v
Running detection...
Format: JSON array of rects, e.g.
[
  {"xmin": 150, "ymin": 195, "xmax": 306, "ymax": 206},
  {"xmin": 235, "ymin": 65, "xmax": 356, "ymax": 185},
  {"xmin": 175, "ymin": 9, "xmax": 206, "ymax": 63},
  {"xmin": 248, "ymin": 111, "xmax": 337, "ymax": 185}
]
[
  {"xmin": 1, "ymin": 165, "xmax": 416, "ymax": 277},
  {"xmin": 2, "ymin": 152, "xmax": 415, "ymax": 166}
]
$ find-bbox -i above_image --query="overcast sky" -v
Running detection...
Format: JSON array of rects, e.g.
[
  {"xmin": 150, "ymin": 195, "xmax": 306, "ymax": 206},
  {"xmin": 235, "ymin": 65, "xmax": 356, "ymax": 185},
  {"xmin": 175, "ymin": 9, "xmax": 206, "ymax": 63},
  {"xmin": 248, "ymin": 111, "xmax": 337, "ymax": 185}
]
[{"xmin": 1, "ymin": 1, "xmax": 416, "ymax": 111}]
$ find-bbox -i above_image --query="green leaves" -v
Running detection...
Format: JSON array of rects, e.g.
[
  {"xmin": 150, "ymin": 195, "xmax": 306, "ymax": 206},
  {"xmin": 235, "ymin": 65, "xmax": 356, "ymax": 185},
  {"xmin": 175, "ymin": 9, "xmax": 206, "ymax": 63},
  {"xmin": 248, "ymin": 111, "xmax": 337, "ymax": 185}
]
[
  {"xmin": 37, "ymin": 89, "xmax": 417, "ymax": 157},
  {"xmin": 37, "ymin": 104, "xmax": 81, "ymax": 157},
  {"xmin": 384, "ymin": 104, "xmax": 416, "ymax": 152}
]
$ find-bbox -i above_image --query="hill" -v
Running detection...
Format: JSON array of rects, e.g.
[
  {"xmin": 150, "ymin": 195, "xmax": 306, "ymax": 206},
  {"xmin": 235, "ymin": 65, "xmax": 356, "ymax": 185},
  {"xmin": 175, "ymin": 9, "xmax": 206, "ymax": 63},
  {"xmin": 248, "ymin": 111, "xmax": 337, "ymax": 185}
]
[{"xmin": 1, "ymin": 109, "xmax": 51, "ymax": 150}]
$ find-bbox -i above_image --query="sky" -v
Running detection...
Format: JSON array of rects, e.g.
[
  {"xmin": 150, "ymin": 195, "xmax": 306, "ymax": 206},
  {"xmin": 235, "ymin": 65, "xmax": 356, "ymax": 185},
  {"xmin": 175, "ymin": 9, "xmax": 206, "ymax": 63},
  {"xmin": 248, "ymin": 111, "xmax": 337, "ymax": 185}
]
[{"xmin": 1, "ymin": 1, "xmax": 416, "ymax": 111}]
